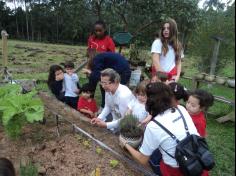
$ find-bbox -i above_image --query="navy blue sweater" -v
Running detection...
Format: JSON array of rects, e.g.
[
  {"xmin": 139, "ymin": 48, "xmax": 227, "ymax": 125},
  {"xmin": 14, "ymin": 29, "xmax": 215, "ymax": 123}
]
[{"xmin": 89, "ymin": 52, "xmax": 131, "ymax": 86}]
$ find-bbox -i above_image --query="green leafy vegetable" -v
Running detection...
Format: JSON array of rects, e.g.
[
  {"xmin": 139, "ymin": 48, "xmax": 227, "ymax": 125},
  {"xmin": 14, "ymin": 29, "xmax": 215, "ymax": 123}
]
[
  {"xmin": 110, "ymin": 160, "xmax": 119, "ymax": 168},
  {"xmin": 0, "ymin": 84, "xmax": 44, "ymax": 138},
  {"xmin": 96, "ymin": 147, "xmax": 102, "ymax": 155}
]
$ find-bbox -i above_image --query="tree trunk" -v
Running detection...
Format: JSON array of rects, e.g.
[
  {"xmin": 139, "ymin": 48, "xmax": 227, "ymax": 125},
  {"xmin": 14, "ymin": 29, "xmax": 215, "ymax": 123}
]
[
  {"xmin": 13, "ymin": 0, "xmax": 20, "ymax": 38},
  {"xmin": 25, "ymin": 0, "xmax": 30, "ymax": 40},
  {"xmin": 30, "ymin": 1, "xmax": 34, "ymax": 41}
]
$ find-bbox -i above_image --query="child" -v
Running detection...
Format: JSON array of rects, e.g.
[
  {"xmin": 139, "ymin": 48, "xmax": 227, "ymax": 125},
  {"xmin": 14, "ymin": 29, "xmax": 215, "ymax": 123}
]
[
  {"xmin": 186, "ymin": 89, "xmax": 214, "ymax": 137},
  {"xmin": 47, "ymin": 65, "xmax": 65, "ymax": 101},
  {"xmin": 77, "ymin": 83, "xmax": 98, "ymax": 119},
  {"xmin": 63, "ymin": 61, "xmax": 80, "ymax": 109},
  {"xmin": 87, "ymin": 20, "xmax": 116, "ymax": 70},
  {"xmin": 126, "ymin": 81, "xmax": 152, "ymax": 126},
  {"xmin": 169, "ymin": 82, "xmax": 189, "ymax": 106},
  {"xmin": 151, "ymin": 18, "xmax": 184, "ymax": 83}
]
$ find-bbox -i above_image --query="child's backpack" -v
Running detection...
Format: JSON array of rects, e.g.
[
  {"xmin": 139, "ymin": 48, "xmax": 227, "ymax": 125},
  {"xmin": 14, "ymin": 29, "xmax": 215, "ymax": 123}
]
[{"xmin": 152, "ymin": 107, "xmax": 215, "ymax": 176}]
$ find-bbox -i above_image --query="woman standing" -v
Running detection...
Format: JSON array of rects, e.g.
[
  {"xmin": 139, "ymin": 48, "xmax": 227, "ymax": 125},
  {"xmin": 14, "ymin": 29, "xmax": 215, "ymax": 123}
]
[
  {"xmin": 87, "ymin": 20, "xmax": 116, "ymax": 70},
  {"xmin": 151, "ymin": 18, "xmax": 183, "ymax": 83}
]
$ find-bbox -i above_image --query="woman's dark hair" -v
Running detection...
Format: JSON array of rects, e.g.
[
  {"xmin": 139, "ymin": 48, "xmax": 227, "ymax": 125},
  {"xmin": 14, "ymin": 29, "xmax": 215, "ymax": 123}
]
[
  {"xmin": 80, "ymin": 83, "xmax": 95, "ymax": 98},
  {"xmin": 145, "ymin": 82, "xmax": 174, "ymax": 117},
  {"xmin": 93, "ymin": 20, "xmax": 108, "ymax": 36},
  {"xmin": 0, "ymin": 158, "xmax": 15, "ymax": 176},
  {"xmin": 47, "ymin": 65, "xmax": 63, "ymax": 91},
  {"xmin": 169, "ymin": 82, "xmax": 188, "ymax": 101},
  {"xmin": 188, "ymin": 89, "xmax": 214, "ymax": 111}
]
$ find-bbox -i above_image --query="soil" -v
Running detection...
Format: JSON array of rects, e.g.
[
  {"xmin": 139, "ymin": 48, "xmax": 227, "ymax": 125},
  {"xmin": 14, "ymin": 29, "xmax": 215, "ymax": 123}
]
[{"xmin": 0, "ymin": 109, "xmax": 143, "ymax": 176}]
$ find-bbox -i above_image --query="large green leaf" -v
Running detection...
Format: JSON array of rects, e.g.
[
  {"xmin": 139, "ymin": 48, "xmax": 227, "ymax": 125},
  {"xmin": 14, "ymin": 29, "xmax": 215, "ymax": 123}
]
[{"xmin": 24, "ymin": 98, "xmax": 44, "ymax": 123}]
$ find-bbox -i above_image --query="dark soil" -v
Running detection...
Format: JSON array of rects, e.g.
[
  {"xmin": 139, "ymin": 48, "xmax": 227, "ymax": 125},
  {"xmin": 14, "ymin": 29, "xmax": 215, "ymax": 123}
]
[{"xmin": 0, "ymin": 109, "xmax": 143, "ymax": 176}]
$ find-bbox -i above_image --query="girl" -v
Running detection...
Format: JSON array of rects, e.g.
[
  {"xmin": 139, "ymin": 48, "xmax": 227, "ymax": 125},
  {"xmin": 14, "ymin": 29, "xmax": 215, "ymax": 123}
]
[
  {"xmin": 87, "ymin": 20, "xmax": 115, "ymax": 53},
  {"xmin": 126, "ymin": 81, "xmax": 152, "ymax": 126},
  {"xmin": 151, "ymin": 18, "xmax": 183, "ymax": 83},
  {"xmin": 47, "ymin": 65, "xmax": 65, "ymax": 101},
  {"xmin": 63, "ymin": 61, "xmax": 80, "ymax": 109},
  {"xmin": 77, "ymin": 83, "xmax": 98, "ymax": 119},
  {"xmin": 186, "ymin": 89, "xmax": 214, "ymax": 137},
  {"xmin": 119, "ymin": 82, "xmax": 199, "ymax": 176},
  {"xmin": 169, "ymin": 82, "xmax": 189, "ymax": 106},
  {"xmin": 87, "ymin": 20, "xmax": 116, "ymax": 70}
]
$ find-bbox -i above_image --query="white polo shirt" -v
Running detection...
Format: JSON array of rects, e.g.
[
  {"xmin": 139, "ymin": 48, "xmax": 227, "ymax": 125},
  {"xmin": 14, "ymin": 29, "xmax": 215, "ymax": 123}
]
[
  {"xmin": 139, "ymin": 105, "xmax": 199, "ymax": 167},
  {"xmin": 98, "ymin": 84, "xmax": 135, "ymax": 130}
]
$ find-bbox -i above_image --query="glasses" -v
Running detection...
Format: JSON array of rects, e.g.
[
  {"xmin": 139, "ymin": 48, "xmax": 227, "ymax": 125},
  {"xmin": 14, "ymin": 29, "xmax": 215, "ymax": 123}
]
[{"xmin": 100, "ymin": 81, "xmax": 112, "ymax": 86}]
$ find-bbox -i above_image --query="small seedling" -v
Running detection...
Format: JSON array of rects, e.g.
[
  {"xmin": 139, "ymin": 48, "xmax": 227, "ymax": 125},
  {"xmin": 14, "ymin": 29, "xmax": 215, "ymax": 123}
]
[
  {"xmin": 96, "ymin": 147, "xmax": 102, "ymax": 155},
  {"xmin": 83, "ymin": 140, "xmax": 90, "ymax": 148},
  {"xmin": 75, "ymin": 134, "xmax": 83, "ymax": 142},
  {"xmin": 109, "ymin": 160, "xmax": 119, "ymax": 168}
]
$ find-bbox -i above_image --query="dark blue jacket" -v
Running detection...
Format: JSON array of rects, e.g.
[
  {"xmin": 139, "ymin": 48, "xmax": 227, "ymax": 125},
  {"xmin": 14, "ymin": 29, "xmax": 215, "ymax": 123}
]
[{"xmin": 89, "ymin": 52, "xmax": 131, "ymax": 86}]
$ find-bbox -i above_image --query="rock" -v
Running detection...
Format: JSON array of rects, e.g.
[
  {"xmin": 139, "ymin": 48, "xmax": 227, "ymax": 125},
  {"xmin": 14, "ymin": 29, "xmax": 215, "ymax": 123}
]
[{"xmin": 38, "ymin": 166, "xmax": 46, "ymax": 174}]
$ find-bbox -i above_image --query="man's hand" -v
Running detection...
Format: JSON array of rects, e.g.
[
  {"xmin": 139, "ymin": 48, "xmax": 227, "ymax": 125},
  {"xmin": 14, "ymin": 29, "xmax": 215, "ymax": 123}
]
[
  {"xmin": 96, "ymin": 120, "xmax": 107, "ymax": 128},
  {"xmin": 81, "ymin": 68, "xmax": 92, "ymax": 75}
]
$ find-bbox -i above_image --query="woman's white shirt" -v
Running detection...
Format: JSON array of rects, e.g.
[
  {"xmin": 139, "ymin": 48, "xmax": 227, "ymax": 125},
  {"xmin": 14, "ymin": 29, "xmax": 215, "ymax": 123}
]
[
  {"xmin": 151, "ymin": 39, "xmax": 184, "ymax": 72},
  {"xmin": 139, "ymin": 105, "xmax": 199, "ymax": 167}
]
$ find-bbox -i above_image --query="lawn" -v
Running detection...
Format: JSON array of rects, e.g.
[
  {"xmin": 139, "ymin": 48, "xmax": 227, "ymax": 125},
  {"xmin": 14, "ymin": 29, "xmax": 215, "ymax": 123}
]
[{"xmin": 0, "ymin": 40, "xmax": 235, "ymax": 176}]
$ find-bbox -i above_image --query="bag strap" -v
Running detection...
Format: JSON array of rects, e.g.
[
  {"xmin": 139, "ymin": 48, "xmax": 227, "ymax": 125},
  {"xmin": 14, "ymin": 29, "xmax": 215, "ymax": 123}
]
[
  {"xmin": 175, "ymin": 107, "xmax": 190, "ymax": 136},
  {"xmin": 151, "ymin": 107, "xmax": 190, "ymax": 158},
  {"xmin": 152, "ymin": 119, "xmax": 180, "ymax": 143}
]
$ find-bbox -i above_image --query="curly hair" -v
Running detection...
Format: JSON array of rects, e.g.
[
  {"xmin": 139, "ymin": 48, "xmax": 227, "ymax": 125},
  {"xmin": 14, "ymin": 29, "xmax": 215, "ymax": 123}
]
[
  {"xmin": 188, "ymin": 89, "xmax": 214, "ymax": 111},
  {"xmin": 145, "ymin": 82, "xmax": 174, "ymax": 117}
]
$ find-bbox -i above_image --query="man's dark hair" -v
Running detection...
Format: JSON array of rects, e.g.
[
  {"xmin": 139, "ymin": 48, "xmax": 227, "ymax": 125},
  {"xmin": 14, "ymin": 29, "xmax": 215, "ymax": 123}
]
[{"xmin": 0, "ymin": 158, "xmax": 15, "ymax": 176}]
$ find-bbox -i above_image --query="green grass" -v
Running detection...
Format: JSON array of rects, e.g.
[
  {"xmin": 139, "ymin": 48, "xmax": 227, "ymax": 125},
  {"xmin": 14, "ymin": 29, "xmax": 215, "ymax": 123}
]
[{"xmin": 0, "ymin": 40, "xmax": 235, "ymax": 176}]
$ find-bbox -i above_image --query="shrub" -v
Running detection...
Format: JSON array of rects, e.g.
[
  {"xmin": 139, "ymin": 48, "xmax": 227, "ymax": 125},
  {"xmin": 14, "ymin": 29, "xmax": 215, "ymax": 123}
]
[{"xmin": 119, "ymin": 114, "xmax": 143, "ymax": 138}]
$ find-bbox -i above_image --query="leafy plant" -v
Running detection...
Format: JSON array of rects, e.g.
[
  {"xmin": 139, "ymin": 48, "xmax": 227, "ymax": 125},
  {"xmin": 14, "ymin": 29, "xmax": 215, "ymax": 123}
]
[
  {"xmin": 0, "ymin": 84, "xmax": 44, "ymax": 138},
  {"xmin": 20, "ymin": 161, "xmax": 38, "ymax": 176},
  {"xmin": 119, "ymin": 114, "xmax": 143, "ymax": 138},
  {"xmin": 83, "ymin": 140, "xmax": 91, "ymax": 148},
  {"xmin": 109, "ymin": 160, "xmax": 119, "ymax": 168},
  {"xmin": 96, "ymin": 147, "xmax": 102, "ymax": 155}
]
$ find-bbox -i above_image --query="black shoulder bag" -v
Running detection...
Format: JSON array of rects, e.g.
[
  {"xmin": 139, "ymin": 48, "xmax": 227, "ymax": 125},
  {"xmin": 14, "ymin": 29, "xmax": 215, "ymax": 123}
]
[{"xmin": 152, "ymin": 107, "xmax": 215, "ymax": 176}]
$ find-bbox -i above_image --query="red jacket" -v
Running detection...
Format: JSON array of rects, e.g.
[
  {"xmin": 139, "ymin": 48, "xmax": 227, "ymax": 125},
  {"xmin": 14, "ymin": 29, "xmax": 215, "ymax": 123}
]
[
  {"xmin": 77, "ymin": 97, "xmax": 98, "ymax": 118},
  {"xmin": 87, "ymin": 35, "xmax": 115, "ymax": 52},
  {"xmin": 190, "ymin": 111, "xmax": 207, "ymax": 137}
]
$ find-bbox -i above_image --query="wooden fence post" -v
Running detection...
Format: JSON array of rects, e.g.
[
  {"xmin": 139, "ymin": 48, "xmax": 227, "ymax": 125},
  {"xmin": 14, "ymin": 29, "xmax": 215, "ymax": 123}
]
[
  {"xmin": 209, "ymin": 36, "xmax": 223, "ymax": 76},
  {"xmin": 1, "ymin": 30, "xmax": 9, "ymax": 67}
]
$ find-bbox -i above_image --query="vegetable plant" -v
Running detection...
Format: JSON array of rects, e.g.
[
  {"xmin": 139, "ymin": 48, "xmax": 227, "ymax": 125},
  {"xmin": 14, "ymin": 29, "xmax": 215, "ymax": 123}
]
[
  {"xmin": 119, "ymin": 114, "xmax": 143, "ymax": 139},
  {"xmin": 96, "ymin": 147, "xmax": 102, "ymax": 155},
  {"xmin": 0, "ymin": 84, "xmax": 44, "ymax": 138},
  {"xmin": 109, "ymin": 159, "xmax": 119, "ymax": 168}
]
